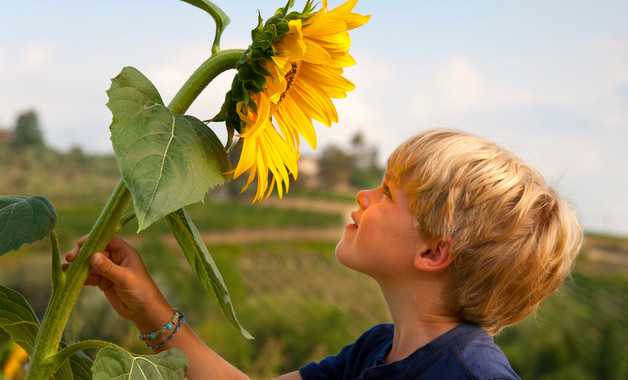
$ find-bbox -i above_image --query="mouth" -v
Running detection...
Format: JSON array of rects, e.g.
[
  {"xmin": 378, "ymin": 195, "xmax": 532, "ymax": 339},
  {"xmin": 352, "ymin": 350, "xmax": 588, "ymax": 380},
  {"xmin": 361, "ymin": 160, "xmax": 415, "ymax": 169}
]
[{"xmin": 349, "ymin": 211, "xmax": 359, "ymax": 228}]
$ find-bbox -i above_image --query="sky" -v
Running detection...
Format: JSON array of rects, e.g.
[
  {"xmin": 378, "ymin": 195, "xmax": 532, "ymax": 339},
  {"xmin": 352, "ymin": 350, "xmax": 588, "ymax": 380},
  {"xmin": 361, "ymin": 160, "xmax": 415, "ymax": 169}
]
[{"xmin": 1, "ymin": 0, "xmax": 627, "ymax": 236}]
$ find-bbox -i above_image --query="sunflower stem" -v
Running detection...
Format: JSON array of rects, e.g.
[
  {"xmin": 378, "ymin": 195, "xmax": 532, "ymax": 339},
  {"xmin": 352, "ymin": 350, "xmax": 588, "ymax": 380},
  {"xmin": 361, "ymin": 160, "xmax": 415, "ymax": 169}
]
[
  {"xmin": 168, "ymin": 49, "xmax": 245, "ymax": 115},
  {"xmin": 25, "ymin": 180, "xmax": 131, "ymax": 380},
  {"xmin": 50, "ymin": 230, "xmax": 63, "ymax": 294},
  {"xmin": 26, "ymin": 39, "xmax": 243, "ymax": 380}
]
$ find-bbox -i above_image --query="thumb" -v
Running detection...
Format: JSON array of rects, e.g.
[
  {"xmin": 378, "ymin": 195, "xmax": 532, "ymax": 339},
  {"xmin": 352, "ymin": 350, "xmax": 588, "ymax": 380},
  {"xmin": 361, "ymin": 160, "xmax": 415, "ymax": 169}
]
[{"xmin": 91, "ymin": 253, "xmax": 126, "ymax": 284}]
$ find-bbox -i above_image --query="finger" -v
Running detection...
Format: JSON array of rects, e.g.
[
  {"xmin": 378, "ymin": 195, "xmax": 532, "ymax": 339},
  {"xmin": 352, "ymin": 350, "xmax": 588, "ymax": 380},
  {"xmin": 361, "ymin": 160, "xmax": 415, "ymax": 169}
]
[
  {"xmin": 90, "ymin": 253, "xmax": 129, "ymax": 285},
  {"xmin": 98, "ymin": 277, "xmax": 114, "ymax": 293},
  {"xmin": 76, "ymin": 235, "xmax": 89, "ymax": 248},
  {"xmin": 65, "ymin": 246, "xmax": 79, "ymax": 262},
  {"xmin": 105, "ymin": 236, "xmax": 145, "ymax": 268},
  {"xmin": 84, "ymin": 273, "xmax": 102, "ymax": 287},
  {"xmin": 66, "ymin": 234, "xmax": 89, "ymax": 261},
  {"xmin": 84, "ymin": 274, "xmax": 114, "ymax": 292},
  {"xmin": 104, "ymin": 235, "xmax": 136, "ymax": 255},
  {"xmin": 67, "ymin": 245, "xmax": 112, "ymax": 263}
]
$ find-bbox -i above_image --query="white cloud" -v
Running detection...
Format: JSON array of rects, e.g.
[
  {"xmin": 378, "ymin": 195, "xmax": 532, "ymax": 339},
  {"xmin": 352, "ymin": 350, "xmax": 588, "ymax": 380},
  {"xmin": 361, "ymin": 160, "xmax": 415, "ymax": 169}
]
[
  {"xmin": 17, "ymin": 43, "xmax": 56, "ymax": 73},
  {"xmin": 433, "ymin": 57, "xmax": 483, "ymax": 106},
  {"xmin": 407, "ymin": 56, "xmax": 535, "ymax": 124}
]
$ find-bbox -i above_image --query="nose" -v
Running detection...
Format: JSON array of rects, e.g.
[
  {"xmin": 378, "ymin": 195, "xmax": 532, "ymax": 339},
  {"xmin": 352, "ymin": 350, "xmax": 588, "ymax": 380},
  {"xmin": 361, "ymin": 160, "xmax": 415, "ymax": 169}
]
[{"xmin": 356, "ymin": 188, "xmax": 375, "ymax": 209}]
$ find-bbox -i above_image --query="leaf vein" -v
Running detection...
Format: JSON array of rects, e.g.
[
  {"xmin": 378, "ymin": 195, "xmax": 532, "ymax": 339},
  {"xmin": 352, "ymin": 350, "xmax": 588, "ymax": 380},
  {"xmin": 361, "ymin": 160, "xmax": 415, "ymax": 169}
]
[{"xmin": 145, "ymin": 115, "xmax": 176, "ymax": 217}]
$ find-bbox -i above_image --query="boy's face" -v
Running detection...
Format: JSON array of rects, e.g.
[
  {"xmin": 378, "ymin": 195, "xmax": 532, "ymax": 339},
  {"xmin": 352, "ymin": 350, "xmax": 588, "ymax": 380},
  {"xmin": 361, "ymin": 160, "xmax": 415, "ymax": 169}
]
[{"xmin": 335, "ymin": 176, "xmax": 431, "ymax": 282}]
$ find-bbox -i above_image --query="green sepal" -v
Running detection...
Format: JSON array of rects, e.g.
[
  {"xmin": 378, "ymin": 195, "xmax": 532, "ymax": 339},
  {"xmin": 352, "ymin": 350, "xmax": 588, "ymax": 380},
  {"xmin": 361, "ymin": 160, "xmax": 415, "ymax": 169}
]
[
  {"xmin": 210, "ymin": 91, "xmax": 231, "ymax": 123},
  {"xmin": 251, "ymin": 11, "xmax": 264, "ymax": 41},
  {"xmin": 219, "ymin": 0, "xmax": 317, "ymax": 136}
]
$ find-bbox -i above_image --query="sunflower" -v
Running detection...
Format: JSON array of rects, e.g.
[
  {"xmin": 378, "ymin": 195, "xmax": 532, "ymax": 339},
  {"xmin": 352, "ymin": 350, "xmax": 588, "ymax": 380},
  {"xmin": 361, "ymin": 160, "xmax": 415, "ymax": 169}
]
[{"xmin": 222, "ymin": 0, "xmax": 369, "ymax": 202}]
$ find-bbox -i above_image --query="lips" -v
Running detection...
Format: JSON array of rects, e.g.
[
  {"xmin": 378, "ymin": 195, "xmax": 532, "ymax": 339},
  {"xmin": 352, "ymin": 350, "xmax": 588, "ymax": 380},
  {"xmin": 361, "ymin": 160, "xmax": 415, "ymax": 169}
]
[{"xmin": 350, "ymin": 211, "xmax": 359, "ymax": 228}]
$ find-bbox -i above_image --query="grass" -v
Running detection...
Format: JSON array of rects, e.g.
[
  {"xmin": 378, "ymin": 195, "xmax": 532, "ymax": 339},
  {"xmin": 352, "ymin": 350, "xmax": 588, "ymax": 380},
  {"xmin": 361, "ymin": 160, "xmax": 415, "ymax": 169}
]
[{"xmin": 2, "ymin": 146, "xmax": 628, "ymax": 378}]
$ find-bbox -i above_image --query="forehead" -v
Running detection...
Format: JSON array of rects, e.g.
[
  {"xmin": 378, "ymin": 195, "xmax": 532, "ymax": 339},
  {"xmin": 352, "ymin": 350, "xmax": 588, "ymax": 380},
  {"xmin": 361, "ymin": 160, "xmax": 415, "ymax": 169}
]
[
  {"xmin": 384, "ymin": 170, "xmax": 411, "ymax": 195},
  {"xmin": 384, "ymin": 162, "xmax": 411, "ymax": 188}
]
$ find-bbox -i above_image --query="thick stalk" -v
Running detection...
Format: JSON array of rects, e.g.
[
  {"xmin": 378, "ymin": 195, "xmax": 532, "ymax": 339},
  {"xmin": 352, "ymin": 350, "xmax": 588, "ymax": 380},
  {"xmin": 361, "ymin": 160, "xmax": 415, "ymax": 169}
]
[
  {"xmin": 168, "ymin": 49, "xmax": 244, "ymax": 115},
  {"xmin": 25, "ymin": 49, "xmax": 243, "ymax": 380},
  {"xmin": 26, "ymin": 180, "xmax": 131, "ymax": 380}
]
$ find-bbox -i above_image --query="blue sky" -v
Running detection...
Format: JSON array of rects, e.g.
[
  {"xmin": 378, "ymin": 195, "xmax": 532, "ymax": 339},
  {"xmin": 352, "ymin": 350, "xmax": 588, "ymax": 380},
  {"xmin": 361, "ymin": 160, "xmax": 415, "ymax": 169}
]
[{"xmin": 1, "ymin": 0, "xmax": 627, "ymax": 236}]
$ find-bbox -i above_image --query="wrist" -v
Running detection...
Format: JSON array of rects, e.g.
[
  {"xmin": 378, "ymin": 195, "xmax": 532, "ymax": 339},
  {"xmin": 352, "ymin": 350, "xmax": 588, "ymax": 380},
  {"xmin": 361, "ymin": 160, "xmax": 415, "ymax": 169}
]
[
  {"xmin": 141, "ymin": 310, "xmax": 185, "ymax": 350},
  {"xmin": 133, "ymin": 301, "xmax": 175, "ymax": 334}
]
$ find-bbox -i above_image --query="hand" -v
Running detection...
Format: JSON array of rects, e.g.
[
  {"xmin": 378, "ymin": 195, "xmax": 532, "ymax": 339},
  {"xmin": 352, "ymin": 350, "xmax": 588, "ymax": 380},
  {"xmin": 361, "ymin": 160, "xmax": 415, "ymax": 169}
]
[{"xmin": 65, "ymin": 235, "xmax": 175, "ymax": 333}]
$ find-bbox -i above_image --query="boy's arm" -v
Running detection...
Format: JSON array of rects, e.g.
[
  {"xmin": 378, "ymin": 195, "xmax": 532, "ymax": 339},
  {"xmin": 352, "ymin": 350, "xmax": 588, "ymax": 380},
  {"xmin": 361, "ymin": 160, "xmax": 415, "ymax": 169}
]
[{"xmin": 66, "ymin": 236, "xmax": 303, "ymax": 380}]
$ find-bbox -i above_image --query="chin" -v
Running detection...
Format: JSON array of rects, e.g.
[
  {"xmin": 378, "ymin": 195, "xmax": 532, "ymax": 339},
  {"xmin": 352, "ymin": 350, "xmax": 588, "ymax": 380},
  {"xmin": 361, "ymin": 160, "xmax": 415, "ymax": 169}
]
[
  {"xmin": 334, "ymin": 240, "xmax": 351, "ymax": 267},
  {"xmin": 334, "ymin": 240, "xmax": 345, "ymax": 262},
  {"xmin": 334, "ymin": 240, "xmax": 361, "ymax": 272}
]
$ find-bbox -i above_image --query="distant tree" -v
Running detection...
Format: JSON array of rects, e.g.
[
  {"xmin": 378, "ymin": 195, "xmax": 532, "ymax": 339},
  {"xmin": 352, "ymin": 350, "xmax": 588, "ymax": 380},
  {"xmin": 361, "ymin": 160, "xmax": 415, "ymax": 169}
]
[
  {"xmin": 348, "ymin": 131, "xmax": 383, "ymax": 189},
  {"xmin": 318, "ymin": 145, "xmax": 353, "ymax": 188},
  {"xmin": 350, "ymin": 131, "xmax": 377, "ymax": 170},
  {"xmin": 11, "ymin": 110, "xmax": 44, "ymax": 148},
  {"xmin": 316, "ymin": 131, "xmax": 384, "ymax": 190}
]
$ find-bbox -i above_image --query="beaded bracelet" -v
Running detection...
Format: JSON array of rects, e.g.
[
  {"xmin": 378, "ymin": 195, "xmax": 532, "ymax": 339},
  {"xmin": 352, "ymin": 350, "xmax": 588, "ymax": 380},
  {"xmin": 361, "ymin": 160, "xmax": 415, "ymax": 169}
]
[
  {"xmin": 138, "ymin": 308, "xmax": 182, "ymax": 341},
  {"xmin": 145, "ymin": 313, "xmax": 185, "ymax": 349}
]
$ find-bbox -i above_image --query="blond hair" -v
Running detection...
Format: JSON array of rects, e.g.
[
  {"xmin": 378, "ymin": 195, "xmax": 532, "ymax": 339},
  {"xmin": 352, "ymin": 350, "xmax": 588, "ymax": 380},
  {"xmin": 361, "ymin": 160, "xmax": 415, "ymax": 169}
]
[{"xmin": 387, "ymin": 129, "xmax": 583, "ymax": 335}]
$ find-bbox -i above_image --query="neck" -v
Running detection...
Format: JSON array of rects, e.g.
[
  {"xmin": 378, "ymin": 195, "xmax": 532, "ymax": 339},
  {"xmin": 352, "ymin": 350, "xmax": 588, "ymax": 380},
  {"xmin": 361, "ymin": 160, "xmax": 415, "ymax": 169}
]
[{"xmin": 378, "ymin": 279, "xmax": 461, "ymax": 363}]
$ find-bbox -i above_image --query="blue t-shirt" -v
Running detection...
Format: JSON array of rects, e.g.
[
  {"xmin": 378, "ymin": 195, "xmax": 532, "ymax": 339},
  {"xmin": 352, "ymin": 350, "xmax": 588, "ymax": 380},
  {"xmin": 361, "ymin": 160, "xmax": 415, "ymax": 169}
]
[{"xmin": 300, "ymin": 323, "xmax": 520, "ymax": 380}]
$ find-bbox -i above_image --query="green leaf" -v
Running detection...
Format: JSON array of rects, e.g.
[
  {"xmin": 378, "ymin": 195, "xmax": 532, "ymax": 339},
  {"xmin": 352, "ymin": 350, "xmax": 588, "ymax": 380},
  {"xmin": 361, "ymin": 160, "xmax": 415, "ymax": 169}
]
[
  {"xmin": 67, "ymin": 351, "xmax": 94, "ymax": 380},
  {"xmin": 91, "ymin": 347, "xmax": 188, "ymax": 380},
  {"xmin": 0, "ymin": 195, "xmax": 57, "ymax": 256},
  {"xmin": 107, "ymin": 66, "xmax": 232, "ymax": 231},
  {"xmin": 50, "ymin": 349, "xmax": 93, "ymax": 380},
  {"xmin": 165, "ymin": 208, "xmax": 253, "ymax": 339},
  {"xmin": 51, "ymin": 360, "xmax": 75, "ymax": 380},
  {"xmin": 0, "ymin": 286, "xmax": 95, "ymax": 379},
  {"xmin": 0, "ymin": 285, "xmax": 40, "ymax": 354}
]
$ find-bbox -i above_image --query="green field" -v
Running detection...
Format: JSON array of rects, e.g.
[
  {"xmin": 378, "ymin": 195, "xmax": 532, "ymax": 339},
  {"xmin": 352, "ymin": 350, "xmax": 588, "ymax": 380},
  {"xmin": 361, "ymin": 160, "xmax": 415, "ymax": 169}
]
[
  {"xmin": 1, "ymin": 197, "xmax": 627, "ymax": 379},
  {"xmin": 1, "ymin": 148, "xmax": 628, "ymax": 379}
]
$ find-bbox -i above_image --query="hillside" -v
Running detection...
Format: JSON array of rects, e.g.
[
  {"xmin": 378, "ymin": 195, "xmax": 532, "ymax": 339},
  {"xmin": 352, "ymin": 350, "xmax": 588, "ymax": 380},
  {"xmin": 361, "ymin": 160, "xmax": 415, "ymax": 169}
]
[{"xmin": 1, "ymin": 148, "xmax": 627, "ymax": 379}]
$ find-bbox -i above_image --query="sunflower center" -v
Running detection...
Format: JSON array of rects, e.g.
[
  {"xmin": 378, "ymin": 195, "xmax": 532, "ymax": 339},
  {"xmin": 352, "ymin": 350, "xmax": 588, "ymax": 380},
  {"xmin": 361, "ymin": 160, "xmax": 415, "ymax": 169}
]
[{"xmin": 278, "ymin": 62, "xmax": 301, "ymax": 105}]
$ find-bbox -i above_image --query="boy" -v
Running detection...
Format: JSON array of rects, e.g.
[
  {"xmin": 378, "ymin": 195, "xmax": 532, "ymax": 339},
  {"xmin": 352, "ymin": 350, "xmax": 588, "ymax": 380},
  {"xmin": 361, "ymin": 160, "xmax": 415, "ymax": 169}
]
[{"xmin": 67, "ymin": 129, "xmax": 582, "ymax": 379}]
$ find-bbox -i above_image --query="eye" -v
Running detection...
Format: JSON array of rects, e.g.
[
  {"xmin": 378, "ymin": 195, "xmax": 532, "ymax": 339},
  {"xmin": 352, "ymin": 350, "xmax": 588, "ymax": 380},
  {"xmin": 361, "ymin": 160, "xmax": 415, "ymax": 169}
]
[{"xmin": 382, "ymin": 184, "xmax": 392, "ymax": 198}]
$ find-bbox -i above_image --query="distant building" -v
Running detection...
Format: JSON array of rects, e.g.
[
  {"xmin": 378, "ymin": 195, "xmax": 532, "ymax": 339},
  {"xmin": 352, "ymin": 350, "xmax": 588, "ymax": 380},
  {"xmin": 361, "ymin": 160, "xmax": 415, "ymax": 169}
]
[
  {"xmin": 297, "ymin": 155, "xmax": 320, "ymax": 188},
  {"xmin": 0, "ymin": 129, "xmax": 11, "ymax": 144}
]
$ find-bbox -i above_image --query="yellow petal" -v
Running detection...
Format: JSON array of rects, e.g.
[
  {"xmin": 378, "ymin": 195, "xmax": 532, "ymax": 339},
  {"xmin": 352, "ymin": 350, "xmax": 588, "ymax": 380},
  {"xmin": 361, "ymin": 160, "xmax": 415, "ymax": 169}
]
[
  {"xmin": 299, "ymin": 63, "xmax": 355, "ymax": 97},
  {"xmin": 308, "ymin": 32, "xmax": 351, "ymax": 52},
  {"xmin": 290, "ymin": 80, "xmax": 338, "ymax": 126},
  {"xmin": 275, "ymin": 97, "xmax": 317, "ymax": 149},
  {"xmin": 303, "ymin": 39, "xmax": 332, "ymax": 64},
  {"xmin": 328, "ymin": 0, "xmax": 358, "ymax": 16},
  {"xmin": 278, "ymin": 20, "xmax": 306, "ymax": 61},
  {"xmin": 343, "ymin": 13, "xmax": 371, "ymax": 30},
  {"xmin": 303, "ymin": 16, "xmax": 347, "ymax": 37},
  {"xmin": 328, "ymin": 51, "xmax": 356, "ymax": 68}
]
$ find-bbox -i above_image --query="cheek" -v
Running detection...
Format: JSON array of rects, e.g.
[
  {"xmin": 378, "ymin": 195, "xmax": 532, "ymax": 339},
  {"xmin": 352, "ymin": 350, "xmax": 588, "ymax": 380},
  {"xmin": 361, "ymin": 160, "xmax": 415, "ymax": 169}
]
[{"xmin": 335, "ymin": 226, "xmax": 386, "ymax": 273}]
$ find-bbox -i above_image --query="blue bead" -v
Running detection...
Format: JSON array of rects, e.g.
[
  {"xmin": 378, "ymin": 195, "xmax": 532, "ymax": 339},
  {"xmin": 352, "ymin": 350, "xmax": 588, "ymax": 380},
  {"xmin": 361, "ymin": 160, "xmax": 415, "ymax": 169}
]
[
  {"xmin": 138, "ymin": 333, "xmax": 142, "ymax": 339},
  {"xmin": 166, "ymin": 323, "xmax": 172, "ymax": 330},
  {"xmin": 150, "ymin": 333, "xmax": 156, "ymax": 339}
]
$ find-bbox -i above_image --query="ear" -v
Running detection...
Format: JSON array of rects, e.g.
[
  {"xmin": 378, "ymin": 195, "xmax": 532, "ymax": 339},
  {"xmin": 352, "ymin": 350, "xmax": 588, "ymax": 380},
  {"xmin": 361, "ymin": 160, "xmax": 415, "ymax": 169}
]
[{"xmin": 413, "ymin": 236, "xmax": 453, "ymax": 272}]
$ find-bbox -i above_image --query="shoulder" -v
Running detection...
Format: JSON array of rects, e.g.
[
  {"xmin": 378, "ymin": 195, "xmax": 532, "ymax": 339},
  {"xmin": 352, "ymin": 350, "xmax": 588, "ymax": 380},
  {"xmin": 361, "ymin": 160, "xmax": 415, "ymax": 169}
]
[
  {"xmin": 299, "ymin": 324, "xmax": 393, "ymax": 380},
  {"xmin": 445, "ymin": 323, "xmax": 520, "ymax": 380},
  {"xmin": 354, "ymin": 323, "xmax": 394, "ymax": 346},
  {"xmin": 331, "ymin": 323, "xmax": 394, "ymax": 363}
]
